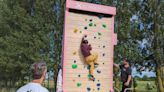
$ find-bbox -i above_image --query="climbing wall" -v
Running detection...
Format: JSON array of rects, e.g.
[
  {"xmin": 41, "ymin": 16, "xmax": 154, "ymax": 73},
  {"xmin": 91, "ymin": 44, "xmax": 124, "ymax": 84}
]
[
  {"xmin": 63, "ymin": 11, "xmax": 114, "ymax": 92},
  {"xmin": 62, "ymin": 0, "xmax": 116, "ymax": 92}
]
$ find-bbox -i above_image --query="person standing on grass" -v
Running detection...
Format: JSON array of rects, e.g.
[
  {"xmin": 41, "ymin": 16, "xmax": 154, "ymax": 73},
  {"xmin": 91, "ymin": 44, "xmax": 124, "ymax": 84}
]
[
  {"xmin": 17, "ymin": 61, "xmax": 49, "ymax": 92},
  {"xmin": 114, "ymin": 58, "xmax": 132, "ymax": 92}
]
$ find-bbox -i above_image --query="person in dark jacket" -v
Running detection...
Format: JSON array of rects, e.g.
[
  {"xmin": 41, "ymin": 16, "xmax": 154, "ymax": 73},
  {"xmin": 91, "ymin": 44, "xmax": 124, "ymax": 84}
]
[
  {"xmin": 81, "ymin": 35, "xmax": 98, "ymax": 81},
  {"xmin": 114, "ymin": 58, "xmax": 132, "ymax": 92}
]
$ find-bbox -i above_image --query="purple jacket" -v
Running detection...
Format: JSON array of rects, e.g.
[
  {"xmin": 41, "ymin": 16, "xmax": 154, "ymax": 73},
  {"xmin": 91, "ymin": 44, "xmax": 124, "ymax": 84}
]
[{"xmin": 81, "ymin": 43, "xmax": 92, "ymax": 57}]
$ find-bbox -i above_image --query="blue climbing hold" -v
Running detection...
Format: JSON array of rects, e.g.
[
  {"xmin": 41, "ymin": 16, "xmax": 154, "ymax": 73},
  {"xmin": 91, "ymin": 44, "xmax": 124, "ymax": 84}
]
[
  {"xmin": 98, "ymin": 14, "xmax": 104, "ymax": 19},
  {"xmin": 87, "ymin": 65, "xmax": 91, "ymax": 70},
  {"xmin": 97, "ymin": 83, "xmax": 101, "ymax": 86}
]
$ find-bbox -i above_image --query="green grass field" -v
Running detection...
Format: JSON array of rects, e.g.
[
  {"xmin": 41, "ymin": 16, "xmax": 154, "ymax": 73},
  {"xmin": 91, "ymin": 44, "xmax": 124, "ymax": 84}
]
[
  {"xmin": 134, "ymin": 81, "xmax": 157, "ymax": 92},
  {"xmin": 115, "ymin": 80, "xmax": 157, "ymax": 92}
]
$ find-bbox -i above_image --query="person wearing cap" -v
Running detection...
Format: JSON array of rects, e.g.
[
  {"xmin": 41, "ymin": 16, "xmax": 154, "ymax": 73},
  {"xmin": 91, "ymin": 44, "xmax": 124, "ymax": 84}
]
[
  {"xmin": 80, "ymin": 35, "xmax": 99, "ymax": 81},
  {"xmin": 114, "ymin": 58, "xmax": 132, "ymax": 92},
  {"xmin": 17, "ymin": 61, "xmax": 49, "ymax": 92}
]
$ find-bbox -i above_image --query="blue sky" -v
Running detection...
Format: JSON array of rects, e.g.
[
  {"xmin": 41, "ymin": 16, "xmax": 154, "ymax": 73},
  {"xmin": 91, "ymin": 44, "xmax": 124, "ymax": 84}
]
[{"xmin": 132, "ymin": 67, "xmax": 156, "ymax": 78}]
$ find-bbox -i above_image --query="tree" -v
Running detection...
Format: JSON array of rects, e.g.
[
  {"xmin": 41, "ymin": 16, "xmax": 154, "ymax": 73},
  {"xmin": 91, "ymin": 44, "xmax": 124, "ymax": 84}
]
[
  {"xmin": 137, "ymin": 0, "xmax": 164, "ymax": 91},
  {"xmin": 0, "ymin": 0, "xmax": 61, "ymax": 88}
]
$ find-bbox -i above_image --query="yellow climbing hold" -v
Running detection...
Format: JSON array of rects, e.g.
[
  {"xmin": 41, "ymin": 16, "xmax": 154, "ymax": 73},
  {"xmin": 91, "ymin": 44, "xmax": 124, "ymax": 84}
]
[
  {"xmin": 73, "ymin": 51, "xmax": 76, "ymax": 55},
  {"xmin": 74, "ymin": 28, "xmax": 78, "ymax": 33}
]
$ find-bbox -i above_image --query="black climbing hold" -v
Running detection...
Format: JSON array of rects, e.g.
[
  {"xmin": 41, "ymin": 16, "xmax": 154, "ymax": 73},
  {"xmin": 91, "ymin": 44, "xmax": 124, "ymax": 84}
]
[
  {"xmin": 97, "ymin": 83, "xmax": 101, "ymax": 86},
  {"xmin": 89, "ymin": 19, "xmax": 92, "ymax": 22},
  {"xmin": 84, "ymin": 27, "xmax": 87, "ymax": 30},
  {"xmin": 103, "ymin": 63, "xmax": 105, "ymax": 65},
  {"xmin": 87, "ymin": 87, "xmax": 91, "ymax": 91},
  {"xmin": 94, "ymin": 37, "xmax": 96, "ymax": 39},
  {"xmin": 102, "ymin": 53, "xmax": 105, "ymax": 56},
  {"xmin": 78, "ymin": 74, "xmax": 81, "ymax": 77},
  {"xmin": 103, "ymin": 46, "xmax": 105, "ymax": 48},
  {"xmin": 74, "ymin": 60, "xmax": 76, "ymax": 63},
  {"xmin": 97, "ymin": 70, "xmax": 101, "ymax": 74}
]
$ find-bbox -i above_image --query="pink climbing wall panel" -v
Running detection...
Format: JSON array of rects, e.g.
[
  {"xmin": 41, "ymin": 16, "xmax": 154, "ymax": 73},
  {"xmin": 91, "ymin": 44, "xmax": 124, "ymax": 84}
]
[{"xmin": 62, "ymin": 0, "xmax": 117, "ymax": 92}]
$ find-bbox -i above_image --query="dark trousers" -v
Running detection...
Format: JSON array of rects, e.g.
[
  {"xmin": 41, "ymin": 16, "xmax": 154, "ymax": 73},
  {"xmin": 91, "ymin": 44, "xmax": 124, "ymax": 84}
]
[{"xmin": 121, "ymin": 82, "xmax": 132, "ymax": 92}]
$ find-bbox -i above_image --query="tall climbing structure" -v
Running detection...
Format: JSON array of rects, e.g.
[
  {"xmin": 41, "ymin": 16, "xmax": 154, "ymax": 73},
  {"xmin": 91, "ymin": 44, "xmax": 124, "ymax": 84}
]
[{"xmin": 62, "ymin": 0, "xmax": 117, "ymax": 92}]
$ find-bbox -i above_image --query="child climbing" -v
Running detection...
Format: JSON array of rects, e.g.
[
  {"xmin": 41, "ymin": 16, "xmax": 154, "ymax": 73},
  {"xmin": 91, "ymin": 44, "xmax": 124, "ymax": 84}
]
[{"xmin": 80, "ymin": 35, "xmax": 99, "ymax": 81}]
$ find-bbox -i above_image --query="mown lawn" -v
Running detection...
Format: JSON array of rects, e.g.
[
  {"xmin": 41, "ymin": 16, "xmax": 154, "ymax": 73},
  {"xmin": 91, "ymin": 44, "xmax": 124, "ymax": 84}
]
[{"xmin": 134, "ymin": 81, "xmax": 157, "ymax": 92}]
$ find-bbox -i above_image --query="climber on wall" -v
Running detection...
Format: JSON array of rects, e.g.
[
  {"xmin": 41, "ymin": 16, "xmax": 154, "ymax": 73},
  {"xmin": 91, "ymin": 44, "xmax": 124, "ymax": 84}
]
[{"xmin": 80, "ymin": 35, "xmax": 99, "ymax": 81}]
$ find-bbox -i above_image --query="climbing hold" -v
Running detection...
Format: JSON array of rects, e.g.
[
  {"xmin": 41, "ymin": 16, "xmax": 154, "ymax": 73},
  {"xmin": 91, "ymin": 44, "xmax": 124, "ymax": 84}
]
[
  {"xmin": 84, "ymin": 35, "xmax": 87, "ymax": 38},
  {"xmin": 87, "ymin": 87, "xmax": 91, "ymax": 91},
  {"xmin": 98, "ymin": 14, "xmax": 104, "ymax": 19},
  {"xmin": 74, "ymin": 60, "xmax": 76, "ymax": 63},
  {"xmin": 97, "ymin": 70, "xmax": 100, "ymax": 73},
  {"xmin": 74, "ymin": 29, "xmax": 78, "ymax": 33},
  {"xmin": 84, "ymin": 27, "xmax": 87, "ymax": 30},
  {"xmin": 102, "ymin": 24, "xmax": 107, "ymax": 28},
  {"xmin": 72, "ymin": 64, "xmax": 77, "ymax": 69},
  {"xmin": 88, "ymin": 74, "xmax": 91, "ymax": 78},
  {"xmin": 85, "ymin": 19, "xmax": 87, "ymax": 21},
  {"xmin": 102, "ymin": 53, "xmax": 105, "ymax": 56},
  {"xmin": 97, "ymin": 88, "xmax": 100, "ymax": 90},
  {"xmin": 94, "ymin": 24, "xmax": 96, "ymax": 27},
  {"xmin": 87, "ymin": 65, "xmax": 91, "ymax": 70},
  {"xmin": 97, "ymin": 83, "xmax": 101, "ymax": 86},
  {"xmin": 89, "ymin": 19, "xmax": 92, "ymax": 22},
  {"xmin": 89, "ymin": 23, "xmax": 93, "ymax": 27},
  {"xmin": 94, "ymin": 36, "xmax": 96, "ymax": 39},
  {"xmin": 103, "ymin": 63, "xmax": 105, "ymax": 65},
  {"xmin": 78, "ymin": 74, "xmax": 81, "ymax": 77},
  {"xmin": 73, "ymin": 51, "xmax": 76, "ymax": 55},
  {"xmin": 103, "ymin": 45, "xmax": 105, "ymax": 48},
  {"xmin": 77, "ymin": 83, "xmax": 82, "ymax": 87},
  {"xmin": 98, "ymin": 32, "xmax": 102, "ymax": 36},
  {"xmin": 98, "ymin": 80, "xmax": 100, "ymax": 82},
  {"xmin": 80, "ymin": 31, "xmax": 82, "ymax": 33}
]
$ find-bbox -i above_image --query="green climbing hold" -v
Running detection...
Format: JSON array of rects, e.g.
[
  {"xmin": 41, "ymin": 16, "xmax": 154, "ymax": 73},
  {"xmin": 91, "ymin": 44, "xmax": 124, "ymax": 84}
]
[
  {"xmin": 72, "ymin": 64, "xmax": 77, "ymax": 69},
  {"xmin": 88, "ymin": 74, "xmax": 91, "ymax": 78},
  {"xmin": 102, "ymin": 24, "xmax": 107, "ymax": 28},
  {"xmin": 77, "ymin": 83, "xmax": 82, "ymax": 87},
  {"xmin": 98, "ymin": 32, "xmax": 102, "ymax": 36},
  {"xmin": 89, "ymin": 23, "xmax": 93, "ymax": 27}
]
